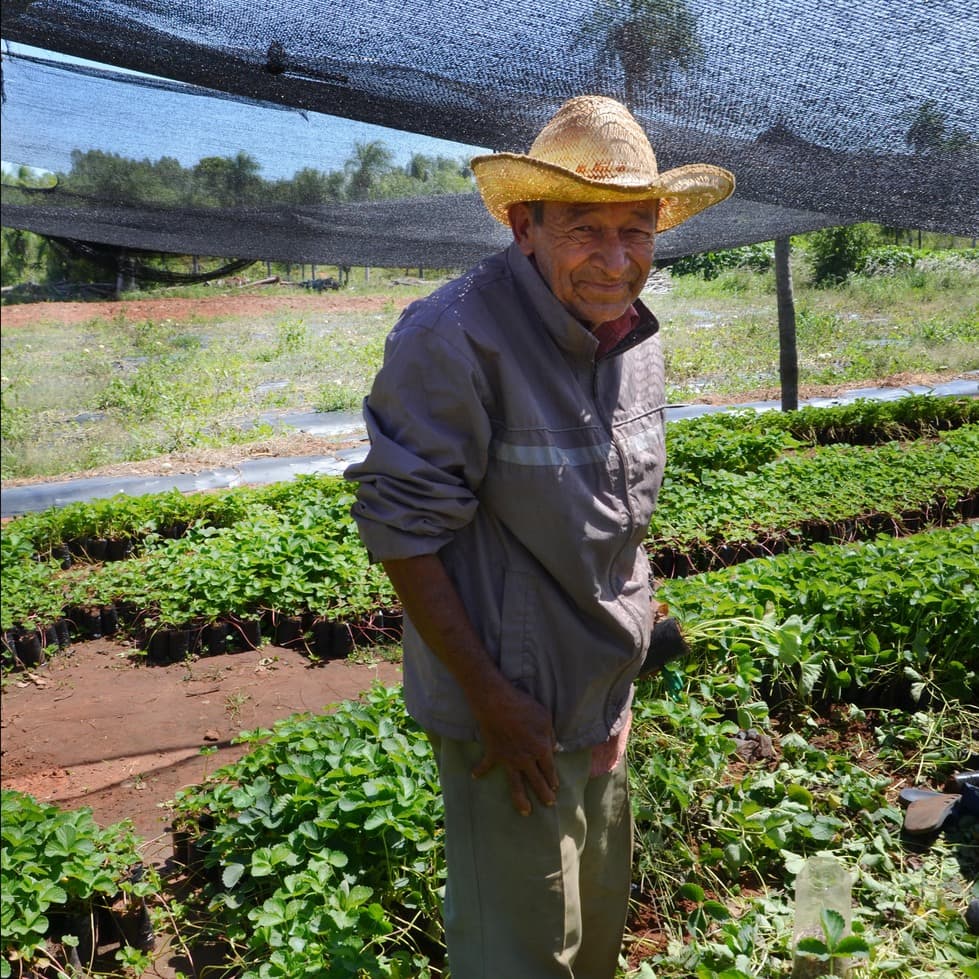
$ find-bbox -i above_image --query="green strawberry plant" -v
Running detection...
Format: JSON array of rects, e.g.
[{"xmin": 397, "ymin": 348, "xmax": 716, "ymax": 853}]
[
  {"xmin": 658, "ymin": 523, "xmax": 979, "ymax": 709},
  {"xmin": 0, "ymin": 790, "xmax": 160, "ymax": 978},
  {"xmin": 792, "ymin": 908, "xmax": 871, "ymax": 977},
  {"xmin": 170, "ymin": 684, "xmax": 444, "ymax": 976}
]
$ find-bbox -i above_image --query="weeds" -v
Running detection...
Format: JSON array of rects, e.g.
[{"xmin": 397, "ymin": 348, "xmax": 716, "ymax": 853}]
[
  {"xmin": 223, "ymin": 690, "xmax": 250, "ymax": 725},
  {"xmin": 660, "ymin": 259, "xmax": 977, "ymax": 401},
  {"xmin": 3, "ymin": 265, "xmax": 976, "ymax": 478}
]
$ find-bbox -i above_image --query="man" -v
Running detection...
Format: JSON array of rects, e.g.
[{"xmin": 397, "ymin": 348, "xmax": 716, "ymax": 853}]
[{"xmin": 346, "ymin": 95, "xmax": 734, "ymax": 978}]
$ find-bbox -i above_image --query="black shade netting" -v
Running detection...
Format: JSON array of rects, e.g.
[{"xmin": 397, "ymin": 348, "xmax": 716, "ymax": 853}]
[{"xmin": 1, "ymin": 0, "xmax": 976, "ymax": 269}]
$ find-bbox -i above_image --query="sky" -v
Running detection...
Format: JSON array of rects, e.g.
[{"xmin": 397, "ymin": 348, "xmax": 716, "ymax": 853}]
[{"xmin": 0, "ymin": 43, "xmax": 489, "ymax": 181}]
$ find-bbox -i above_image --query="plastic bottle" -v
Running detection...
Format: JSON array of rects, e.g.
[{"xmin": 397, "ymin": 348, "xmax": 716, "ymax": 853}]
[{"xmin": 791, "ymin": 855, "xmax": 853, "ymax": 978}]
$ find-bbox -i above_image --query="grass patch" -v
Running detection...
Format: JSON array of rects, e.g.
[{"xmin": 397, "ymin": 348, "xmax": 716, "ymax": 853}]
[
  {"xmin": 659, "ymin": 262, "xmax": 978, "ymax": 401},
  {"xmin": 1, "ymin": 307, "xmax": 391, "ymax": 478},
  {"xmin": 3, "ymin": 261, "xmax": 977, "ymax": 478}
]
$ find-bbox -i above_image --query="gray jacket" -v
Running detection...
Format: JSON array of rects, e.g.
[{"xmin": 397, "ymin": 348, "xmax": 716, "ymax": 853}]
[{"xmin": 346, "ymin": 242, "xmax": 666, "ymax": 751}]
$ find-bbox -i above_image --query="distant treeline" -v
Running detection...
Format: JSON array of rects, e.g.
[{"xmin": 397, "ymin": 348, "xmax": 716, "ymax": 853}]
[
  {"xmin": 0, "ymin": 141, "xmax": 476, "ymax": 288},
  {"xmin": 5, "ymin": 140, "xmax": 475, "ymax": 208}
]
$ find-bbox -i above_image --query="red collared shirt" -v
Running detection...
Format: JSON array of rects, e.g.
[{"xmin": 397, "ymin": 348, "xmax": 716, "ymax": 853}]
[{"xmin": 591, "ymin": 305, "xmax": 640, "ymax": 359}]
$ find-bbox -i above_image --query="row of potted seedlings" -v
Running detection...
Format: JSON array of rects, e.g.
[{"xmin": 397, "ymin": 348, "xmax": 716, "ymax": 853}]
[
  {"xmin": 6, "ymin": 491, "xmax": 972, "ymax": 667},
  {"xmin": 51, "ymin": 536, "xmax": 135, "ymax": 568},
  {"xmin": 1, "ymin": 603, "xmax": 406, "ymax": 671},
  {"xmin": 135, "ymin": 606, "xmax": 404, "ymax": 665},
  {"xmin": 648, "ymin": 490, "xmax": 978, "ymax": 579},
  {"xmin": 32, "ymin": 517, "xmax": 211, "ymax": 571}
]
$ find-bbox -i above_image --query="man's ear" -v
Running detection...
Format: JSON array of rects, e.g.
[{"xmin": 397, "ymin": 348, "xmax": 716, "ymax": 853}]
[{"xmin": 508, "ymin": 203, "xmax": 535, "ymax": 256}]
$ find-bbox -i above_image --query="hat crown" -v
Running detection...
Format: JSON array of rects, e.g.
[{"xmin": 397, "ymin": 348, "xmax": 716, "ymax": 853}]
[
  {"xmin": 527, "ymin": 96, "xmax": 659, "ymax": 187},
  {"xmin": 469, "ymin": 94, "xmax": 734, "ymax": 231}
]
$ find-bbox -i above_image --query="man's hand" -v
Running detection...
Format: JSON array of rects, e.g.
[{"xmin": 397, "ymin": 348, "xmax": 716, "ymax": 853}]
[{"xmin": 470, "ymin": 678, "xmax": 559, "ymax": 816}]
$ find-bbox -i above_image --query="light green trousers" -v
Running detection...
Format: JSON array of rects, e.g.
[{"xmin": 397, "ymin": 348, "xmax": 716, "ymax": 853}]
[{"xmin": 429, "ymin": 734, "xmax": 633, "ymax": 979}]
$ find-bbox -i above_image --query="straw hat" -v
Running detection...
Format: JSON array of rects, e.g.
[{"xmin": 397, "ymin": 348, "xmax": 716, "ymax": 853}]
[{"xmin": 471, "ymin": 95, "xmax": 735, "ymax": 233}]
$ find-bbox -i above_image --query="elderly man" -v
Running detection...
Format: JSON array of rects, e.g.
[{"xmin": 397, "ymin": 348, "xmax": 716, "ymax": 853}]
[{"xmin": 346, "ymin": 95, "xmax": 734, "ymax": 978}]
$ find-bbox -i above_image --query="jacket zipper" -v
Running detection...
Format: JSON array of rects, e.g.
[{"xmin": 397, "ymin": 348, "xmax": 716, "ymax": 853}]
[{"xmin": 592, "ymin": 360, "xmax": 649, "ymax": 726}]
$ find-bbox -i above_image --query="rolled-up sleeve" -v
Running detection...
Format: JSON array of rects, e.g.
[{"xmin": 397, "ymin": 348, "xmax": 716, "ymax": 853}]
[{"xmin": 345, "ymin": 319, "xmax": 491, "ymax": 562}]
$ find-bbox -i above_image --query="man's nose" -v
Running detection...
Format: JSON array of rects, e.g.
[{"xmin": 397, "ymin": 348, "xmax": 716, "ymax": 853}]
[{"xmin": 595, "ymin": 233, "xmax": 630, "ymax": 274}]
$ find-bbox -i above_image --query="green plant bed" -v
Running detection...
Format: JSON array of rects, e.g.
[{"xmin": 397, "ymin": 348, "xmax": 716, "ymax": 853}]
[
  {"xmin": 157, "ymin": 526, "xmax": 976, "ymax": 976},
  {"xmin": 624, "ymin": 696, "xmax": 978, "ymax": 977},
  {"xmin": 3, "ymin": 410, "xmax": 976, "ymax": 671},
  {"xmin": 776, "ymin": 394, "xmax": 979, "ymax": 445},
  {"xmin": 6, "ymin": 513, "xmax": 976, "ymax": 979},
  {"xmin": 164, "ymin": 674, "xmax": 977, "ymax": 976},
  {"xmin": 73, "ymin": 504, "xmax": 393, "ymax": 623},
  {"xmin": 10, "ymin": 486, "xmax": 265, "ymax": 562},
  {"xmin": 7, "ymin": 396, "xmax": 974, "ymax": 561},
  {"xmin": 657, "ymin": 523, "xmax": 979, "ymax": 711},
  {"xmin": 169, "ymin": 685, "xmax": 444, "ymax": 978},
  {"xmin": 648, "ymin": 424, "xmax": 979, "ymax": 576},
  {"xmin": 1, "ymin": 478, "xmax": 399, "ymax": 669},
  {"xmin": 1, "ymin": 791, "xmax": 161, "ymax": 978},
  {"xmin": 666, "ymin": 396, "xmax": 979, "ymax": 478}
]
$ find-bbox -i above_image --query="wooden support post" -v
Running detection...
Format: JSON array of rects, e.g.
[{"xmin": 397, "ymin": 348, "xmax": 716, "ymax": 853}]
[{"xmin": 775, "ymin": 237, "xmax": 799, "ymax": 412}]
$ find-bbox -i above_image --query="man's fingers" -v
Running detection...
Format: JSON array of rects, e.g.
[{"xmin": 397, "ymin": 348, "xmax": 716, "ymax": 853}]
[
  {"xmin": 471, "ymin": 753, "xmax": 494, "ymax": 780},
  {"xmin": 523, "ymin": 763, "xmax": 558, "ymax": 809},
  {"xmin": 472, "ymin": 751, "xmax": 559, "ymax": 816},
  {"xmin": 506, "ymin": 755, "xmax": 558, "ymax": 814},
  {"xmin": 504, "ymin": 768, "xmax": 533, "ymax": 817},
  {"xmin": 539, "ymin": 752, "xmax": 560, "ymax": 796}
]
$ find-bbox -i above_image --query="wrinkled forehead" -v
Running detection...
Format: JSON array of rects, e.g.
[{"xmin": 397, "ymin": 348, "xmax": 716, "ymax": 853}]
[{"xmin": 546, "ymin": 199, "xmax": 659, "ymax": 223}]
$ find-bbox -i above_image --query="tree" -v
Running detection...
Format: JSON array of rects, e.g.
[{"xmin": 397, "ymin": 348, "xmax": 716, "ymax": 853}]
[
  {"xmin": 148, "ymin": 156, "xmax": 195, "ymax": 205},
  {"xmin": 193, "ymin": 152, "xmax": 262, "ymax": 206},
  {"xmin": 226, "ymin": 151, "xmax": 263, "ymax": 205},
  {"xmin": 905, "ymin": 100, "xmax": 977, "ymax": 155},
  {"xmin": 344, "ymin": 140, "xmax": 394, "ymax": 201},
  {"xmin": 407, "ymin": 153, "xmax": 436, "ymax": 182},
  {"xmin": 377, "ymin": 153, "xmax": 475, "ymax": 198},
  {"xmin": 1, "ymin": 164, "xmax": 57, "ymax": 190},
  {"xmin": 0, "ymin": 229, "xmax": 33, "ymax": 285},
  {"xmin": 805, "ymin": 225, "xmax": 876, "ymax": 286},
  {"xmin": 906, "ymin": 101, "xmax": 947, "ymax": 154},
  {"xmin": 273, "ymin": 167, "xmax": 345, "ymax": 204},
  {"xmin": 584, "ymin": 0, "xmax": 703, "ymax": 106},
  {"xmin": 64, "ymin": 149, "xmax": 144, "ymax": 201}
]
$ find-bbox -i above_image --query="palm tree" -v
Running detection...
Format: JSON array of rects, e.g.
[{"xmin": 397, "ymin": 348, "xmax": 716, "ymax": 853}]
[
  {"xmin": 193, "ymin": 153, "xmax": 262, "ymax": 207},
  {"xmin": 407, "ymin": 153, "xmax": 435, "ymax": 182},
  {"xmin": 344, "ymin": 140, "xmax": 393, "ymax": 201},
  {"xmin": 227, "ymin": 151, "xmax": 262, "ymax": 205},
  {"xmin": 288, "ymin": 167, "xmax": 344, "ymax": 204},
  {"xmin": 584, "ymin": 0, "xmax": 703, "ymax": 107}
]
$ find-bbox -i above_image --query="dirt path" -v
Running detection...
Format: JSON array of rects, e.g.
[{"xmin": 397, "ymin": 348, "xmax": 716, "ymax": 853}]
[
  {"xmin": 0, "ymin": 288, "xmax": 411, "ymax": 329},
  {"xmin": 0, "ymin": 639, "xmax": 402, "ymax": 845}
]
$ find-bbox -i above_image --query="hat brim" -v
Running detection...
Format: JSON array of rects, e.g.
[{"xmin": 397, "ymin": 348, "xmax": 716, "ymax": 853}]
[{"xmin": 471, "ymin": 153, "xmax": 735, "ymax": 233}]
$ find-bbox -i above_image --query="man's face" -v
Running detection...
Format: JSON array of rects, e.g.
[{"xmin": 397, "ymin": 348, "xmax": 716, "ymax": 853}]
[{"xmin": 510, "ymin": 200, "xmax": 658, "ymax": 328}]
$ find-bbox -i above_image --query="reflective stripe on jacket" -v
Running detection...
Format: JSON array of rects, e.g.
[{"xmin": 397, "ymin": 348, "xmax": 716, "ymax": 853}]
[{"xmin": 346, "ymin": 242, "xmax": 666, "ymax": 751}]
